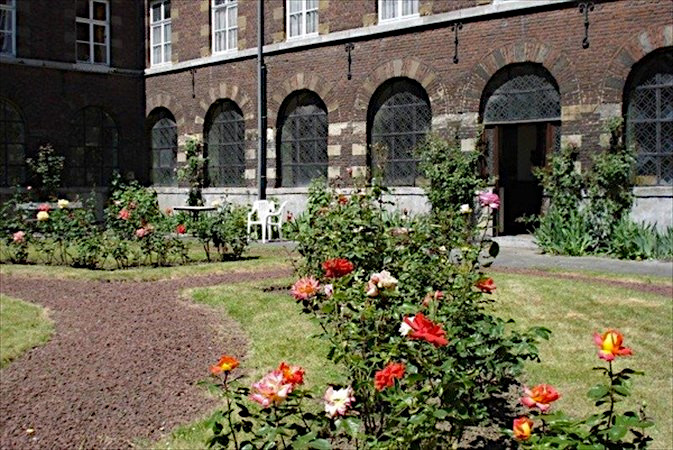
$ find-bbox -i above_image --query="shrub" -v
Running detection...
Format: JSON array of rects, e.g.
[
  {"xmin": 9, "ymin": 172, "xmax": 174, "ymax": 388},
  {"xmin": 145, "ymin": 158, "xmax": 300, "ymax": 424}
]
[
  {"xmin": 26, "ymin": 143, "xmax": 64, "ymax": 201},
  {"xmin": 177, "ymin": 137, "xmax": 207, "ymax": 206},
  {"xmin": 416, "ymin": 134, "xmax": 486, "ymax": 213},
  {"xmin": 220, "ymin": 181, "xmax": 548, "ymax": 449},
  {"xmin": 187, "ymin": 203, "xmax": 250, "ymax": 262}
]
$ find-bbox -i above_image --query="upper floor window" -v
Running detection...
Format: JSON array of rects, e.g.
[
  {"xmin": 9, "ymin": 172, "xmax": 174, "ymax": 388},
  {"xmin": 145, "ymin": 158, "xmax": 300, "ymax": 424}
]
[
  {"xmin": 150, "ymin": 0, "xmax": 171, "ymax": 65},
  {"xmin": 379, "ymin": 0, "xmax": 418, "ymax": 22},
  {"xmin": 0, "ymin": 0, "xmax": 16, "ymax": 56},
  {"xmin": 212, "ymin": 0, "xmax": 237, "ymax": 53},
  {"xmin": 76, "ymin": 0, "xmax": 109, "ymax": 65},
  {"xmin": 287, "ymin": 0, "xmax": 318, "ymax": 39}
]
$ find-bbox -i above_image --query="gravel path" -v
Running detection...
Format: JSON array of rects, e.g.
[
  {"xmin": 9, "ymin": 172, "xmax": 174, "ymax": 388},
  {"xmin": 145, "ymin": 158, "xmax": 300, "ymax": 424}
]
[{"xmin": 0, "ymin": 268, "xmax": 290, "ymax": 449}]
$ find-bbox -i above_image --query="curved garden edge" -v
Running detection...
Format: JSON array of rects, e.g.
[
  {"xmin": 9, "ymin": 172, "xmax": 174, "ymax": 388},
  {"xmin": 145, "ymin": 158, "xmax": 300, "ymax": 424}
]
[{"xmin": 0, "ymin": 268, "xmax": 290, "ymax": 449}]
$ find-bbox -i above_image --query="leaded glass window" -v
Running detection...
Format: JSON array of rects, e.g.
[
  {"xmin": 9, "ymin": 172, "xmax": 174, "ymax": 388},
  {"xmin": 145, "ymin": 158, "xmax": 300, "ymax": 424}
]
[
  {"xmin": 482, "ymin": 64, "xmax": 560, "ymax": 125},
  {"xmin": 278, "ymin": 91, "xmax": 327, "ymax": 187},
  {"xmin": 0, "ymin": 0, "xmax": 16, "ymax": 56},
  {"xmin": 369, "ymin": 78, "xmax": 431, "ymax": 187},
  {"xmin": 149, "ymin": 109, "xmax": 177, "ymax": 186},
  {"xmin": 625, "ymin": 50, "xmax": 673, "ymax": 186},
  {"xmin": 67, "ymin": 106, "xmax": 118, "ymax": 187},
  {"xmin": 205, "ymin": 101, "xmax": 245, "ymax": 187},
  {"xmin": 0, "ymin": 98, "xmax": 25, "ymax": 186}
]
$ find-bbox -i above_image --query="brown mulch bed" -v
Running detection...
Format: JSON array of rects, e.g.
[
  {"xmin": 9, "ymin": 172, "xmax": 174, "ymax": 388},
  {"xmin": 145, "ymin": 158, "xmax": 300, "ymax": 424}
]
[
  {"xmin": 0, "ymin": 268, "xmax": 290, "ymax": 449},
  {"xmin": 490, "ymin": 267, "xmax": 673, "ymax": 297}
]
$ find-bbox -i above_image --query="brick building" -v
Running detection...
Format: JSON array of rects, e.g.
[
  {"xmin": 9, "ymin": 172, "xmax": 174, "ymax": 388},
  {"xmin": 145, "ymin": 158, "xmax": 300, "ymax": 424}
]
[{"xmin": 2, "ymin": 0, "xmax": 672, "ymax": 232}]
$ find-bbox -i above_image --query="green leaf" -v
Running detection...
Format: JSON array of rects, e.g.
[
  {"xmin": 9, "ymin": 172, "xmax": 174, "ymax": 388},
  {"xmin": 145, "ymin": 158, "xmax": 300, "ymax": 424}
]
[
  {"xmin": 588, "ymin": 384, "xmax": 609, "ymax": 400},
  {"xmin": 308, "ymin": 438, "xmax": 332, "ymax": 450},
  {"xmin": 614, "ymin": 385, "xmax": 631, "ymax": 396},
  {"xmin": 340, "ymin": 417, "xmax": 362, "ymax": 437},
  {"xmin": 609, "ymin": 424, "xmax": 627, "ymax": 440},
  {"xmin": 433, "ymin": 409, "xmax": 448, "ymax": 419}
]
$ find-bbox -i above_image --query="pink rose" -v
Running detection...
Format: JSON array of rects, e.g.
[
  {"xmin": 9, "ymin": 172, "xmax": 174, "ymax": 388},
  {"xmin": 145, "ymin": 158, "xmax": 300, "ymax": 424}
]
[
  {"xmin": 12, "ymin": 231, "xmax": 25, "ymax": 243},
  {"xmin": 478, "ymin": 192, "xmax": 500, "ymax": 210}
]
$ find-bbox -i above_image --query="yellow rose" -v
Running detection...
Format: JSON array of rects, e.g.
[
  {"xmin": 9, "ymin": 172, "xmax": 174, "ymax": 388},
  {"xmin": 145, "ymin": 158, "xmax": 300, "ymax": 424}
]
[
  {"xmin": 37, "ymin": 211, "xmax": 49, "ymax": 221},
  {"xmin": 57, "ymin": 199, "xmax": 69, "ymax": 209}
]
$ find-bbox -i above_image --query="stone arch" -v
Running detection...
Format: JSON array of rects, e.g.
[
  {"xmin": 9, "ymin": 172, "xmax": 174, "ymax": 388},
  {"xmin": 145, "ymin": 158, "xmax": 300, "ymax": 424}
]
[
  {"xmin": 600, "ymin": 24, "xmax": 673, "ymax": 104},
  {"xmin": 268, "ymin": 72, "xmax": 339, "ymax": 124},
  {"xmin": 146, "ymin": 90, "xmax": 186, "ymax": 129},
  {"xmin": 460, "ymin": 40, "xmax": 581, "ymax": 113},
  {"xmin": 353, "ymin": 58, "xmax": 446, "ymax": 119},
  {"xmin": 198, "ymin": 81, "xmax": 254, "ymax": 123}
]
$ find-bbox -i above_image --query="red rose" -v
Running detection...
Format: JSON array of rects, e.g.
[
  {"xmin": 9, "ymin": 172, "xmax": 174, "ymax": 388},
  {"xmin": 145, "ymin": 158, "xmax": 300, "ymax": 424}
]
[
  {"xmin": 475, "ymin": 277, "xmax": 496, "ymax": 294},
  {"xmin": 322, "ymin": 258, "xmax": 354, "ymax": 278},
  {"xmin": 403, "ymin": 313, "xmax": 448, "ymax": 347},
  {"xmin": 374, "ymin": 362, "xmax": 405, "ymax": 391},
  {"xmin": 278, "ymin": 362, "xmax": 305, "ymax": 386},
  {"xmin": 38, "ymin": 203, "xmax": 50, "ymax": 212},
  {"xmin": 176, "ymin": 224, "xmax": 186, "ymax": 234}
]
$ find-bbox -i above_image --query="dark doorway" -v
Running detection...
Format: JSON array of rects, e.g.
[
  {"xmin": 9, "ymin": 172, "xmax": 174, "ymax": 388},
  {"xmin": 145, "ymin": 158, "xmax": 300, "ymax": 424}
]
[
  {"xmin": 480, "ymin": 63, "xmax": 562, "ymax": 235},
  {"xmin": 493, "ymin": 123, "xmax": 556, "ymax": 235}
]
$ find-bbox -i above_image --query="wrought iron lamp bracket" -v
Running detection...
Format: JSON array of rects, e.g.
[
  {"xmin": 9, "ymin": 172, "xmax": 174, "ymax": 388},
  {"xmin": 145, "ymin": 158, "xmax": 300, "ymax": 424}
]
[
  {"xmin": 451, "ymin": 22, "xmax": 463, "ymax": 64},
  {"xmin": 345, "ymin": 43, "xmax": 355, "ymax": 80},
  {"xmin": 578, "ymin": 1, "xmax": 594, "ymax": 49}
]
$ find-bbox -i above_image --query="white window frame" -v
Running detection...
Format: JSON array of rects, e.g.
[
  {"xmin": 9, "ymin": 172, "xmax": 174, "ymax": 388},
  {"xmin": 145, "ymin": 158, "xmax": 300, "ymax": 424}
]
[
  {"xmin": 212, "ymin": 0, "xmax": 237, "ymax": 54},
  {"xmin": 378, "ymin": 0, "xmax": 419, "ymax": 23},
  {"xmin": 76, "ymin": 0, "xmax": 110, "ymax": 65},
  {"xmin": 286, "ymin": 0, "xmax": 319, "ymax": 40},
  {"xmin": 0, "ymin": 0, "xmax": 16, "ymax": 57},
  {"xmin": 150, "ymin": 0, "xmax": 171, "ymax": 66}
]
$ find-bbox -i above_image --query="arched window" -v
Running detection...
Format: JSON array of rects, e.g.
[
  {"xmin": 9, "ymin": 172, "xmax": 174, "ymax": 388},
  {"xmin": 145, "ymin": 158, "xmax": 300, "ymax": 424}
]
[
  {"xmin": 277, "ymin": 90, "xmax": 327, "ymax": 187},
  {"xmin": 482, "ymin": 64, "xmax": 561, "ymax": 125},
  {"xmin": 147, "ymin": 108, "xmax": 177, "ymax": 186},
  {"xmin": 0, "ymin": 98, "xmax": 25, "ymax": 187},
  {"xmin": 204, "ymin": 100, "xmax": 245, "ymax": 187},
  {"xmin": 368, "ymin": 78, "xmax": 431, "ymax": 187},
  {"xmin": 67, "ymin": 106, "xmax": 118, "ymax": 187},
  {"xmin": 624, "ymin": 48, "xmax": 673, "ymax": 186}
]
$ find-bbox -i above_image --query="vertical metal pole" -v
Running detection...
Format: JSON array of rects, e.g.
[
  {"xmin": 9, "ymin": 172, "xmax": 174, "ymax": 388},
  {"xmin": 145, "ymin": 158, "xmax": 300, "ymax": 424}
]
[{"xmin": 257, "ymin": 0, "xmax": 267, "ymax": 200}]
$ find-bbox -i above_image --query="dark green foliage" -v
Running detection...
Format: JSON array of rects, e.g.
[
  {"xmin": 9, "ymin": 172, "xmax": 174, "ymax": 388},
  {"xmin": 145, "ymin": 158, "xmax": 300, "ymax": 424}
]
[
  {"xmin": 26, "ymin": 143, "xmax": 65, "ymax": 201},
  {"xmin": 416, "ymin": 134, "xmax": 486, "ymax": 213},
  {"xmin": 177, "ymin": 137, "xmax": 207, "ymax": 206}
]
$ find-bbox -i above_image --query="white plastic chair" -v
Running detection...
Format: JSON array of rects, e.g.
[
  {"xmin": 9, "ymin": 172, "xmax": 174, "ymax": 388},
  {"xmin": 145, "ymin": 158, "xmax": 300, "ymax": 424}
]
[{"xmin": 247, "ymin": 200, "xmax": 287, "ymax": 243}]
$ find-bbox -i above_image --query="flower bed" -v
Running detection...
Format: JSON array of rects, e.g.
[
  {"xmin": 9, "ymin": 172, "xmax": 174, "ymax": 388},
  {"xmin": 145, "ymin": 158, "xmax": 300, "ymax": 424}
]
[
  {"xmin": 202, "ymin": 178, "xmax": 654, "ymax": 449},
  {"xmin": 0, "ymin": 180, "xmax": 249, "ymax": 268}
]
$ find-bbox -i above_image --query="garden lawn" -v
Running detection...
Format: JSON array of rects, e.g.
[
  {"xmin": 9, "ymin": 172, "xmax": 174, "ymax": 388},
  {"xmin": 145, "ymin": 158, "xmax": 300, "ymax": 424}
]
[
  {"xmin": 0, "ymin": 243, "xmax": 294, "ymax": 282},
  {"xmin": 0, "ymin": 294, "xmax": 54, "ymax": 368},
  {"xmin": 490, "ymin": 272, "xmax": 672, "ymax": 449},
  {"xmin": 151, "ymin": 278, "xmax": 345, "ymax": 449}
]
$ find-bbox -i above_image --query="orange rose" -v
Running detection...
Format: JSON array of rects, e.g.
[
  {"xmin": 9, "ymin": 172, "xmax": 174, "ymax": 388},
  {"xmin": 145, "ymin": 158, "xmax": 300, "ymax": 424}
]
[
  {"xmin": 210, "ymin": 355, "xmax": 239, "ymax": 376},
  {"xmin": 521, "ymin": 384, "xmax": 560, "ymax": 412},
  {"xmin": 278, "ymin": 362, "xmax": 305, "ymax": 386},
  {"xmin": 291, "ymin": 277, "xmax": 320, "ymax": 301},
  {"xmin": 594, "ymin": 329, "xmax": 632, "ymax": 361},
  {"xmin": 475, "ymin": 277, "xmax": 496, "ymax": 293},
  {"xmin": 513, "ymin": 417, "xmax": 533, "ymax": 441}
]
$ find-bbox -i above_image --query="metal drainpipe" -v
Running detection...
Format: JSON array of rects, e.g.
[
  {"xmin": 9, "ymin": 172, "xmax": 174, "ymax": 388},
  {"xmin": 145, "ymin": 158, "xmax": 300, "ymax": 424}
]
[{"xmin": 257, "ymin": 0, "xmax": 267, "ymax": 200}]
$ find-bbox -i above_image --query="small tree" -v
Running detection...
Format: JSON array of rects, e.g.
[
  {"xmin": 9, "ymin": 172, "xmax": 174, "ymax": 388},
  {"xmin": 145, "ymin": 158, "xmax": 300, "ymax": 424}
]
[
  {"xmin": 26, "ymin": 143, "xmax": 65, "ymax": 201},
  {"xmin": 177, "ymin": 136, "xmax": 206, "ymax": 206}
]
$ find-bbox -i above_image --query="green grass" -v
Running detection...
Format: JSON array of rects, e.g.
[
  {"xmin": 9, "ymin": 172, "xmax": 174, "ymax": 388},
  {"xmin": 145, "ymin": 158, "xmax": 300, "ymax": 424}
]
[
  {"xmin": 0, "ymin": 243, "xmax": 295, "ymax": 282},
  {"xmin": 490, "ymin": 272, "xmax": 672, "ymax": 449},
  {"xmin": 0, "ymin": 294, "xmax": 54, "ymax": 368},
  {"xmin": 535, "ymin": 267, "xmax": 673, "ymax": 287},
  {"xmin": 152, "ymin": 278, "xmax": 345, "ymax": 449}
]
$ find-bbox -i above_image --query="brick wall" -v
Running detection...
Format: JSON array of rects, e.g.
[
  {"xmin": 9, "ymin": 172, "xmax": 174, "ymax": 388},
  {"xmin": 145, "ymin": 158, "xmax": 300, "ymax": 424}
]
[{"xmin": 145, "ymin": 0, "xmax": 672, "ymax": 188}]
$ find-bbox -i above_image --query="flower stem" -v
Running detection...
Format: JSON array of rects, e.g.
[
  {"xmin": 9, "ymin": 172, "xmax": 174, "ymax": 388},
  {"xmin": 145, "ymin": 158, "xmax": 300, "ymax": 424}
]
[
  {"xmin": 222, "ymin": 373, "xmax": 239, "ymax": 450},
  {"xmin": 607, "ymin": 360, "xmax": 615, "ymax": 429}
]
